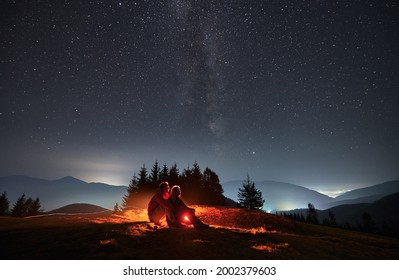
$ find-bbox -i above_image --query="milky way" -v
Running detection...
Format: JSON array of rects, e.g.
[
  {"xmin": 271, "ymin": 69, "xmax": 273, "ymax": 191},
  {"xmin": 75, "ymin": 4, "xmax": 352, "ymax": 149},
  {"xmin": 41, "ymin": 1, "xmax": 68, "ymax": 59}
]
[{"xmin": 1, "ymin": 0, "xmax": 398, "ymax": 194}]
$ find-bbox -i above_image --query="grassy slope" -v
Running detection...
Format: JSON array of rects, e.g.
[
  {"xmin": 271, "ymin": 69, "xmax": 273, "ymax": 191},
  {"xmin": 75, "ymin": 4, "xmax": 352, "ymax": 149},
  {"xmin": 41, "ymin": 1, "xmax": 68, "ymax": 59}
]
[{"xmin": 0, "ymin": 206, "xmax": 398, "ymax": 260}]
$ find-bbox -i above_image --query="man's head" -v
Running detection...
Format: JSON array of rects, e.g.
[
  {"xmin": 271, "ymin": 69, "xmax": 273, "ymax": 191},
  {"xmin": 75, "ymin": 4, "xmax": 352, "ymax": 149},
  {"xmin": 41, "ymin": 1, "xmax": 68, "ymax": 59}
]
[{"xmin": 159, "ymin": 181, "xmax": 170, "ymax": 194}]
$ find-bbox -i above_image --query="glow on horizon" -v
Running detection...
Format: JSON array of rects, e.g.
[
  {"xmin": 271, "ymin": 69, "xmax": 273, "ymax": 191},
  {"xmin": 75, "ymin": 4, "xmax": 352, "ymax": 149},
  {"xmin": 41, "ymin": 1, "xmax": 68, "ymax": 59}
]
[
  {"xmin": 312, "ymin": 188, "xmax": 357, "ymax": 198},
  {"xmin": 69, "ymin": 159, "xmax": 134, "ymax": 186},
  {"xmin": 83, "ymin": 175, "xmax": 129, "ymax": 186},
  {"xmin": 306, "ymin": 184, "xmax": 369, "ymax": 198}
]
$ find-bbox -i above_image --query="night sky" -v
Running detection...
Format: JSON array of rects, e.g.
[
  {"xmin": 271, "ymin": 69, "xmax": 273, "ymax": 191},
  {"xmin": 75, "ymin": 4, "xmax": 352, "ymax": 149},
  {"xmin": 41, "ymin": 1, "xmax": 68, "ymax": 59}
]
[{"xmin": 1, "ymin": 0, "xmax": 398, "ymax": 196}]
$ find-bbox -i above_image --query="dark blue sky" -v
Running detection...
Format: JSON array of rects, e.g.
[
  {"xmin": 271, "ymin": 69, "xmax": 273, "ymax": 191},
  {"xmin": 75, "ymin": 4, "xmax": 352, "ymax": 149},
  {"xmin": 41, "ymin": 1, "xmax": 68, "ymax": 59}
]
[{"xmin": 1, "ymin": 0, "xmax": 398, "ymax": 196}]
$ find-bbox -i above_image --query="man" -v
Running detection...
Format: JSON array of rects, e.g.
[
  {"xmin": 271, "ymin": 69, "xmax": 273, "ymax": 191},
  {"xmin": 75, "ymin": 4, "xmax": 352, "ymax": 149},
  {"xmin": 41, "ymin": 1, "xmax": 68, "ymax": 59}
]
[{"xmin": 147, "ymin": 181, "xmax": 174, "ymax": 225}]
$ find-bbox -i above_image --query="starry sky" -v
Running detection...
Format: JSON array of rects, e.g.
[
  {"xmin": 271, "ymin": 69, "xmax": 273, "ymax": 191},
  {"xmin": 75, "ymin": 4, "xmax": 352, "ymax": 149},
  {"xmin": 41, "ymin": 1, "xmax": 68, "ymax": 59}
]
[{"xmin": 1, "ymin": 0, "xmax": 398, "ymax": 196}]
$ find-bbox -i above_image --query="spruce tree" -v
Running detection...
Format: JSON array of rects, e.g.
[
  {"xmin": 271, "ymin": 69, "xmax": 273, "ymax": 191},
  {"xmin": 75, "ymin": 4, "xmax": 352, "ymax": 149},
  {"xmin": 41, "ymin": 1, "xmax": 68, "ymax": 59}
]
[
  {"xmin": 159, "ymin": 162, "xmax": 169, "ymax": 182},
  {"xmin": 180, "ymin": 162, "xmax": 203, "ymax": 203},
  {"xmin": 169, "ymin": 163, "xmax": 180, "ymax": 186},
  {"xmin": 137, "ymin": 164, "xmax": 150, "ymax": 192},
  {"xmin": 113, "ymin": 202, "xmax": 121, "ymax": 213},
  {"xmin": 11, "ymin": 194, "xmax": 27, "ymax": 217},
  {"xmin": 122, "ymin": 174, "xmax": 139, "ymax": 209},
  {"xmin": 237, "ymin": 175, "xmax": 264, "ymax": 210},
  {"xmin": 362, "ymin": 212, "xmax": 377, "ymax": 233},
  {"xmin": 149, "ymin": 160, "xmax": 160, "ymax": 186},
  {"xmin": 190, "ymin": 161, "xmax": 203, "ymax": 201},
  {"xmin": 202, "ymin": 167, "xmax": 225, "ymax": 205},
  {"xmin": 325, "ymin": 210, "xmax": 337, "ymax": 226},
  {"xmin": 0, "ymin": 192, "xmax": 10, "ymax": 216},
  {"xmin": 306, "ymin": 203, "xmax": 319, "ymax": 224},
  {"xmin": 27, "ymin": 198, "xmax": 43, "ymax": 216},
  {"xmin": 25, "ymin": 197, "xmax": 33, "ymax": 215}
]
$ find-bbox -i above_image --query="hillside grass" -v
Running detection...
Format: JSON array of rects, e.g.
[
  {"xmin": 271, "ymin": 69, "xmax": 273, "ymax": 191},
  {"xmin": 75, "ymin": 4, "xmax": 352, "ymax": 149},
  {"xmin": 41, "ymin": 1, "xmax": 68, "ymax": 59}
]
[{"xmin": 0, "ymin": 206, "xmax": 398, "ymax": 260}]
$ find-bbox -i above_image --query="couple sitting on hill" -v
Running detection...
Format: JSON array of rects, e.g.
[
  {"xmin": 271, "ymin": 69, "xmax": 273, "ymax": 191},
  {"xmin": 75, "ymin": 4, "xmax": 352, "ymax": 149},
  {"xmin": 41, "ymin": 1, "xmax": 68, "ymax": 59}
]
[{"xmin": 147, "ymin": 181, "xmax": 209, "ymax": 229}]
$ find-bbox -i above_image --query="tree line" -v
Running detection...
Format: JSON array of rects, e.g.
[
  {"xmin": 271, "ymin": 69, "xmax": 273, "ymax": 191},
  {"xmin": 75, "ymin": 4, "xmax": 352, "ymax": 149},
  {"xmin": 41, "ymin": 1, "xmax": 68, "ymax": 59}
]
[
  {"xmin": 122, "ymin": 161, "xmax": 265, "ymax": 210},
  {"xmin": 0, "ymin": 192, "xmax": 43, "ymax": 217},
  {"xmin": 122, "ymin": 161, "xmax": 226, "ymax": 209}
]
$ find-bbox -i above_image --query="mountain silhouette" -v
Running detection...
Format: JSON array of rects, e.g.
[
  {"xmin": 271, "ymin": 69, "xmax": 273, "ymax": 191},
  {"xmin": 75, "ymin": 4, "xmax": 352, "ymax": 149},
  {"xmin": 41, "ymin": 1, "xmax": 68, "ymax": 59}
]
[
  {"xmin": 284, "ymin": 193, "xmax": 399, "ymax": 235},
  {"xmin": 1, "ymin": 176, "xmax": 398, "ymax": 212},
  {"xmin": 334, "ymin": 181, "xmax": 399, "ymax": 201},
  {"xmin": 323, "ymin": 192, "xmax": 399, "ymax": 229},
  {"xmin": 222, "ymin": 180, "xmax": 334, "ymax": 211},
  {"xmin": 318, "ymin": 180, "xmax": 399, "ymax": 212},
  {"xmin": 320, "ymin": 193, "xmax": 389, "ymax": 209},
  {"xmin": 0, "ymin": 175, "xmax": 127, "ymax": 211}
]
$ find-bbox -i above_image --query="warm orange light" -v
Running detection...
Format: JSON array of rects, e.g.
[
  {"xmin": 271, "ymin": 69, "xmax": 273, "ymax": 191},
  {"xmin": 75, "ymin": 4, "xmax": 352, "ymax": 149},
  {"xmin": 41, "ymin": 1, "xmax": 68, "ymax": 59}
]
[{"xmin": 184, "ymin": 215, "xmax": 190, "ymax": 222}]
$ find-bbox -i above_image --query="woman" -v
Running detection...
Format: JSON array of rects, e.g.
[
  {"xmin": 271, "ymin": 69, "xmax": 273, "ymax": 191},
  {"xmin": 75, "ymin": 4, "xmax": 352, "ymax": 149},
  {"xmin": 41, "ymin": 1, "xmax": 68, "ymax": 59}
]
[{"xmin": 167, "ymin": 185, "xmax": 209, "ymax": 229}]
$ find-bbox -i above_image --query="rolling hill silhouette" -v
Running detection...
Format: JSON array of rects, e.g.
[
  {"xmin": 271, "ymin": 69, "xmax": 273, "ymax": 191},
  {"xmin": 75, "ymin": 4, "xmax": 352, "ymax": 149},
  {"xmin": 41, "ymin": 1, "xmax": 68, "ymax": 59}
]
[{"xmin": 48, "ymin": 203, "xmax": 112, "ymax": 214}]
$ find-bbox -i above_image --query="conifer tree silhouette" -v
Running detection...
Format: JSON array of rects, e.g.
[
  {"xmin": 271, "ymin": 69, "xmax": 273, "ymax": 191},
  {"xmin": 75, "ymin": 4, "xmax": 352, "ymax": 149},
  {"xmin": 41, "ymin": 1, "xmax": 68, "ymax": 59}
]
[
  {"xmin": 159, "ymin": 162, "xmax": 169, "ymax": 182},
  {"xmin": 306, "ymin": 203, "xmax": 319, "ymax": 224},
  {"xmin": 11, "ymin": 193, "xmax": 27, "ymax": 217},
  {"xmin": 237, "ymin": 174, "xmax": 264, "ymax": 210},
  {"xmin": 122, "ymin": 161, "xmax": 228, "ymax": 208},
  {"xmin": 0, "ymin": 192, "xmax": 10, "ymax": 216},
  {"xmin": 149, "ymin": 160, "xmax": 160, "ymax": 187},
  {"xmin": 122, "ymin": 174, "xmax": 139, "ymax": 209},
  {"xmin": 10, "ymin": 194, "xmax": 42, "ymax": 217},
  {"xmin": 202, "ymin": 167, "xmax": 225, "ymax": 205}
]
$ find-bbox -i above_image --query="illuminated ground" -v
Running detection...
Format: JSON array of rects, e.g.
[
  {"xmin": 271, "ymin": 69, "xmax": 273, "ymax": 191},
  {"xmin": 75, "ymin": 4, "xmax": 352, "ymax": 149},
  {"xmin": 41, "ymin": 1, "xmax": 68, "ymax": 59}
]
[{"xmin": 1, "ymin": 206, "xmax": 398, "ymax": 259}]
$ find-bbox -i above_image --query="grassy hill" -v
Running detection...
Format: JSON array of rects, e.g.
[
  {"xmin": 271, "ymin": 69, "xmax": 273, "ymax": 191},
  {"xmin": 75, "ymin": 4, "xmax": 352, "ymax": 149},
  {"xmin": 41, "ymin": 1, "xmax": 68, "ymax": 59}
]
[{"xmin": 1, "ymin": 206, "xmax": 398, "ymax": 260}]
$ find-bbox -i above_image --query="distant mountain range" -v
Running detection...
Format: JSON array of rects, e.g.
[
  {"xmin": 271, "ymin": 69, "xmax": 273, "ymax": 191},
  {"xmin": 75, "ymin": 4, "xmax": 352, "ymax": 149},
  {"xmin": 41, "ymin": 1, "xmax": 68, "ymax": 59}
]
[
  {"xmin": 282, "ymin": 193, "xmax": 399, "ymax": 233},
  {"xmin": 221, "ymin": 180, "xmax": 399, "ymax": 211},
  {"xmin": 333, "ymin": 181, "xmax": 399, "ymax": 200},
  {"xmin": 222, "ymin": 180, "xmax": 334, "ymax": 211},
  {"xmin": 325, "ymin": 193, "xmax": 399, "ymax": 228},
  {"xmin": 0, "ymin": 175, "xmax": 127, "ymax": 211},
  {"xmin": 0, "ymin": 175, "xmax": 398, "ymax": 212}
]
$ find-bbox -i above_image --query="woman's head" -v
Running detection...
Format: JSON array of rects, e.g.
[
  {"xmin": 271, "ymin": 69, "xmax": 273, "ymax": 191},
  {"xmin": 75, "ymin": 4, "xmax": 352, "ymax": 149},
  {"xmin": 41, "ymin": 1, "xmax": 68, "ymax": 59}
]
[{"xmin": 170, "ymin": 185, "xmax": 181, "ymax": 199}]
